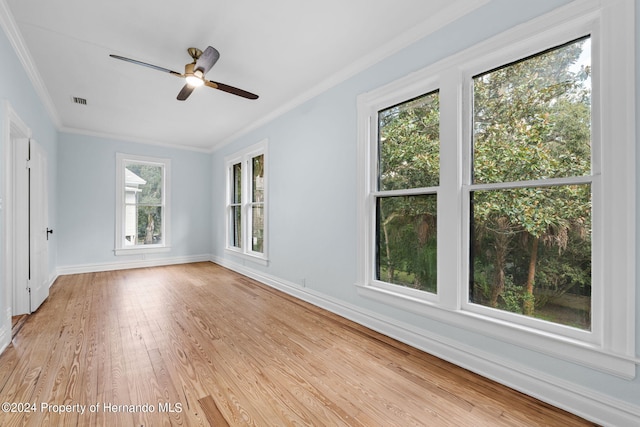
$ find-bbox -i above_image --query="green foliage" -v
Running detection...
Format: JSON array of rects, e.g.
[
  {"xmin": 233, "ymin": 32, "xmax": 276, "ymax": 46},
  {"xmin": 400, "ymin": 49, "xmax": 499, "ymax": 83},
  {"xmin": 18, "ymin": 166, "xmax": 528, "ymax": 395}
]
[
  {"xmin": 473, "ymin": 39, "xmax": 591, "ymax": 185},
  {"xmin": 502, "ymin": 279, "xmax": 525, "ymax": 314},
  {"xmin": 469, "ymin": 37, "xmax": 592, "ymax": 326},
  {"xmin": 379, "ymin": 91, "xmax": 440, "ymax": 190},
  {"xmin": 377, "ymin": 195, "xmax": 437, "ymax": 293},
  {"xmin": 378, "ymin": 37, "xmax": 593, "ymax": 328},
  {"xmin": 376, "ymin": 91, "xmax": 440, "ymax": 293}
]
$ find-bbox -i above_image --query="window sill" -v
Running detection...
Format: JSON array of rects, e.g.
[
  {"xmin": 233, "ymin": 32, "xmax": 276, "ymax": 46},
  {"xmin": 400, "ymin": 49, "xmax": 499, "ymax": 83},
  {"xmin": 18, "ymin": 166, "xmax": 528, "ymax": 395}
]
[
  {"xmin": 114, "ymin": 246, "xmax": 171, "ymax": 256},
  {"xmin": 356, "ymin": 283, "xmax": 638, "ymax": 379},
  {"xmin": 224, "ymin": 248, "xmax": 268, "ymax": 266}
]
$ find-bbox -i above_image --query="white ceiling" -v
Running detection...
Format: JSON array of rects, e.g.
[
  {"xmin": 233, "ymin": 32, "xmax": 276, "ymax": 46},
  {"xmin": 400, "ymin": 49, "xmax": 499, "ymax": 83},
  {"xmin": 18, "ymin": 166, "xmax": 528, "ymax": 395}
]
[{"xmin": 5, "ymin": 0, "xmax": 485, "ymax": 151}]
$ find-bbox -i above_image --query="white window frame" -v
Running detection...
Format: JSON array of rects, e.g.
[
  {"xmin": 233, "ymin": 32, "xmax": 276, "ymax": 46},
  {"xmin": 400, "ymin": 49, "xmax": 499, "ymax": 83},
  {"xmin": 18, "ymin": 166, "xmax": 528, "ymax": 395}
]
[
  {"xmin": 115, "ymin": 153, "xmax": 171, "ymax": 255},
  {"xmin": 365, "ymin": 79, "xmax": 443, "ymax": 305},
  {"xmin": 225, "ymin": 140, "xmax": 268, "ymax": 265},
  {"xmin": 356, "ymin": 0, "xmax": 636, "ymax": 378}
]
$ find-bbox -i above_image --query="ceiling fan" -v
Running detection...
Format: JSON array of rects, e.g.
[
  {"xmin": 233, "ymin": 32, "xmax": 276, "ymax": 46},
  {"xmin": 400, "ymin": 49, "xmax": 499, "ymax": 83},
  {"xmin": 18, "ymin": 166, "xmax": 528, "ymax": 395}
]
[{"xmin": 110, "ymin": 46, "xmax": 259, "ymax": 101}]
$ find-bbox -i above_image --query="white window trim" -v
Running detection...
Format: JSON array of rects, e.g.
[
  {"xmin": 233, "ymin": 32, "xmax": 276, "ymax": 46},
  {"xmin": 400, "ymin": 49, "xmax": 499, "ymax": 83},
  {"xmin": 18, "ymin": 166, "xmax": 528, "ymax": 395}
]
[
  {"xmin": 115, "ymin": 153, "xmax": 171, "ymax": 255},
  {"xmin": 356, "ymin": 0, "xmax": 636, "ymax": 378},
  {"xmin": 224, "ymin": 139, "xmax": 268, "ymax": 265}
]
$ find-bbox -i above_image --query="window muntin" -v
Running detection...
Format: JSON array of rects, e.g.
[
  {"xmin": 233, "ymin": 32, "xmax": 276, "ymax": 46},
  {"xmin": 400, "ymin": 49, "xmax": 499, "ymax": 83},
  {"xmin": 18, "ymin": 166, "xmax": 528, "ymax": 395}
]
[
  {"xmin": 115, "ymin": 154, "xmax": 171, "ymax": 255},
  {"xmin": 375, "ymin": 91, "xmax": 440, "ymax": 295},
  {"xmin": 469, "ymin": 37, "xmax": 593, "ymax": 330},
  {"xmin": 225, "ymin": 141, "xmax": 268, "ymax": 262}
]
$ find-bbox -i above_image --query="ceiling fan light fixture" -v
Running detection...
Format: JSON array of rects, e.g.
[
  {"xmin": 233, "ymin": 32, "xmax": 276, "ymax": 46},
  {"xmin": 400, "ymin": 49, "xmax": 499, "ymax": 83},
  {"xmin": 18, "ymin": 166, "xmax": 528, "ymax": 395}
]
[
  {"xmin": 110, "ymin": 46, "xmax": 258, "ymax": 100},
  {"xmin": 185, "ymin": 69, "xmax": 205, "ymax": 87}
]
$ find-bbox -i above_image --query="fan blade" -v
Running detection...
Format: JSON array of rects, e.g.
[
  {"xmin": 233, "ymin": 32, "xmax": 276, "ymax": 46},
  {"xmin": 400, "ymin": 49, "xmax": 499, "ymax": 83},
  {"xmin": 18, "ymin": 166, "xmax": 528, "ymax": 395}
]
[
  {"xmin": 109, "ymin": 54, "xmax": 182, "ymax": 76},
  {"xmin": 194, "ymin": 46, "xmax": 220, "ymax": 75},
  {"xmin": 205, "ymin": 80, "xmax": 259, "ymax": 100},
  {"xmin": 177, "ymin": 84, "xmax": 196, "ymax": 101}
]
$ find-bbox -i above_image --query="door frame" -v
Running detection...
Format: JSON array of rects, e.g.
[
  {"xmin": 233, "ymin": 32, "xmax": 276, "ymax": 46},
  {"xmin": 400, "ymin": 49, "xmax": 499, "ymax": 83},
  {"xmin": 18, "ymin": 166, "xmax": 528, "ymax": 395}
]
[{"xmin": 3, "ymin": 102, "xmax": 32, "ymax": 324}]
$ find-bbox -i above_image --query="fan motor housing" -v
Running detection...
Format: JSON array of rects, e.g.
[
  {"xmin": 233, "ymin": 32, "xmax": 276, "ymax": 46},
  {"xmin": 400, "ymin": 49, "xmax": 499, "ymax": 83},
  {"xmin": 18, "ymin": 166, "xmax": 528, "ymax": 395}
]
[{"xmin": 187, "ymin": 47, "xmax": 202, "ymax": 61}]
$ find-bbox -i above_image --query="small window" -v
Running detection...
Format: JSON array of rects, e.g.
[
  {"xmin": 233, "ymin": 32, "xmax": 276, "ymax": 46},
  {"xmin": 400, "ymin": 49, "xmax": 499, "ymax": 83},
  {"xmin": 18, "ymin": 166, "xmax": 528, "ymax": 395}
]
[
  {"xmin": 115, "ymin": 153, "xmax": 171, "ymax": 255},
  {"xmin": 225, "ymin": 140, "xmax": 268, "ymax": 263}
]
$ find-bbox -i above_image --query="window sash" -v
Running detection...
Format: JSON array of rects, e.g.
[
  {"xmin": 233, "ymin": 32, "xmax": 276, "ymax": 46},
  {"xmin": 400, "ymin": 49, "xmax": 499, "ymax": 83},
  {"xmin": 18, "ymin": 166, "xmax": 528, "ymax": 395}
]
[
  {"xmin": 461, "ymin": 32, "xmax": 598, "ymax": 340},
  {"xmin": 229, "ymin": 204, "xmax": 242, "ymax": 249},
  {"xmin": 249, "ymin": 202, "xmax": 265, "ymax": 254}
]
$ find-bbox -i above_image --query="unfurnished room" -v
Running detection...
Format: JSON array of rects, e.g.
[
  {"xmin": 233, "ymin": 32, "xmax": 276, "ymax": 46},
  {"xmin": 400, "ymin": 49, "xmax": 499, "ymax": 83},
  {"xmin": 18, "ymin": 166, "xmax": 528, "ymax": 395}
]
[{"xmin": 0, "ymin": 0, "xmax": 638, "ymax": 425}]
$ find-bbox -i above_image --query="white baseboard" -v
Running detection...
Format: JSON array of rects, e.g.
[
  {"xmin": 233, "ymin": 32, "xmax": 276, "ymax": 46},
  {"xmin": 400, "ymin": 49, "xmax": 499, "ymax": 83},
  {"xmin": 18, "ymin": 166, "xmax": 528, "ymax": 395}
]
[
  {"xmin": 56, "ymin": 254, "xmax": 212, "ymax": 276},
  {"xmin": 211, "ymin": 255, "xmax": 640, "ymax": 427},
  {"xmin": 48, "ymin": 271, "xmax": 58, "ymax": 288}
]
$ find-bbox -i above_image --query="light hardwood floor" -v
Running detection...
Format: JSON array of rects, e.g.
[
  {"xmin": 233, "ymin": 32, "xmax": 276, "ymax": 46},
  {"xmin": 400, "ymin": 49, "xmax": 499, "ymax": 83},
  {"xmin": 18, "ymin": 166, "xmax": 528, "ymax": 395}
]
[{"xmin": 0, "ymin": 262, "xmax": 594, "ymax": 426}]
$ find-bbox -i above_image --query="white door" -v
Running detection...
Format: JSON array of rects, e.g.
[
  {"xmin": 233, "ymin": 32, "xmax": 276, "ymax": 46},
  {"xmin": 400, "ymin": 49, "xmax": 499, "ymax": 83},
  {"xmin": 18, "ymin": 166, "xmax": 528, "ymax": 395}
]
[{"xmin": 28, "ymin": 140, "xmax": 49, "ymax": 312}]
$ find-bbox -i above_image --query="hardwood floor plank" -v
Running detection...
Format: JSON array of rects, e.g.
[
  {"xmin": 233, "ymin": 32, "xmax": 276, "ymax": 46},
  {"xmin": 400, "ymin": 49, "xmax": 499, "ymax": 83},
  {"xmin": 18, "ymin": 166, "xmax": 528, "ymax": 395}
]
[
  {"xmin": 0, "ymin": 345, "xmax": 20, "ymax": 398},
  {"xmin": 0, "ymin": 262, "xmax": 595, "ymax": 426},
  {"xmin": 198, "ymin": 395, "xmax": 230, "ymax": 427},
  {"xmin": 148, "ymin": 348, "xmax": 192, "ymax": 426}
]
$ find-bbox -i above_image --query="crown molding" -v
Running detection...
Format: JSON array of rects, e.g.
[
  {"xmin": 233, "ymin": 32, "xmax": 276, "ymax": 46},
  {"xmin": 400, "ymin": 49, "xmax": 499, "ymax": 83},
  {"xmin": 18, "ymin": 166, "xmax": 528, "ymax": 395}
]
[
  {"xmin": 0, "ymin": 0, "xmax": 60, "ymax": 128},
  {"xmin": 59, "ymin": 126, "xmax": 213, "ymax": 153}
]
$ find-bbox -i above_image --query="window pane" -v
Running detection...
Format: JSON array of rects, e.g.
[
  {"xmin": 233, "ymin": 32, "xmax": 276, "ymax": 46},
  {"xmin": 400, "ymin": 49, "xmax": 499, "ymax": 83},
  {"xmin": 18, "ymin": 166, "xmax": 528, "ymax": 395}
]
[
  {"xmin": 378, "ymin": 91, "xmax": 440, "ymax": 191},
  {"xmin": 230, "ymin": 206, "xmax": 241, "ymax": 248},
  {"xmin": 252, "ymin": 155, "xmax": 264, "ymax": 203},
  {"xmin": 125, "ymin": 205, "xmax": 163, "ymax": 246},
  {"xmin": 232, "ymin": 163, "xmax": 242, "ymax": 204},
  {"xmin": 376, "ymin": 195, "xmax": 437, "ymax": 293},
  {"xmin": 473, "ymin": 37, "xmax": 591, "ymax": 184},
  {"xmin": 125, "ymin": 163, "xmax": 163, "ymax": 204},
  {"xmin": 470, "ymin": 185, "xmax": 591, "ymax": 330},
  {"xmin": 251, "ymin": 204, "xmax": 264, "ymax": 253}
]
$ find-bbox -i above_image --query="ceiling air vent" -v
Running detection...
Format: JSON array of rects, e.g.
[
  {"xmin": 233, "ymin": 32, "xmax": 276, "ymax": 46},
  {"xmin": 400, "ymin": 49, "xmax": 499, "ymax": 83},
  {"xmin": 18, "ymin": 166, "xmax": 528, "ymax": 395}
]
[{"xmin": 72, "ymin": 97, "xmax": 87, "ymax": 105}]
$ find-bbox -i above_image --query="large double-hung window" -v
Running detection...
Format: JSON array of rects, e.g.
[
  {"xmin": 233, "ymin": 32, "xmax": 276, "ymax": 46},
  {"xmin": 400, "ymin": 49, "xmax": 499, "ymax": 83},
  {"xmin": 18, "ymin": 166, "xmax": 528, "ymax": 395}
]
[
  {"xmin": 357, "ymin": 0, "xmax": 635, "ymax": 378},
  {"xmin": 468, "ymin": 37, "xmax": 594, "ymax": 330},
  {"xmin": 376, "ymin": 91, "xmax": 440, "ymax": 295}
]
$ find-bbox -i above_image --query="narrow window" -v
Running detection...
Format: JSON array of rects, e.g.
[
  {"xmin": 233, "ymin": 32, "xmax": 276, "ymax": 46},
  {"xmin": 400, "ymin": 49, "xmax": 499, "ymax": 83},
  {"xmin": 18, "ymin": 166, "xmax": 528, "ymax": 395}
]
[
  {"xmin": 229, "ymin": 162, "xmax": 242, "ymax": 249},
  {"xmin": 376, "ymin": 91, "xmax": 439, "ymax": 293},
  {"xmin": 250, "ymin": 154, "xmax": 265, "ymax": 253},
  {"xmin": 115, "ymin": 154, "xmax": 171, "ymax": 255}
]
